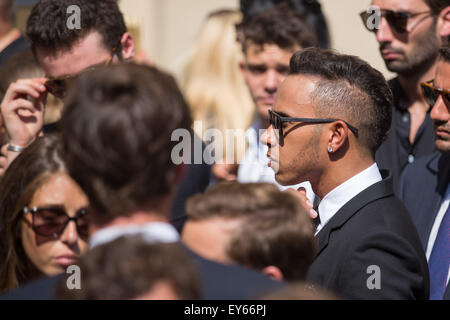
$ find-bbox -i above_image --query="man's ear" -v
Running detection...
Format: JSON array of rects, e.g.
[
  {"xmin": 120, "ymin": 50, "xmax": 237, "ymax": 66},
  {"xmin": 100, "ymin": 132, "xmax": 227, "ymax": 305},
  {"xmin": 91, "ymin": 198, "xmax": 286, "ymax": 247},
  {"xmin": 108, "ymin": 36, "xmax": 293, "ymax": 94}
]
[
  {"xmin": 261, "ymin": 265, "xmax": 284, "ymax": 281},
  {"xmin": 119, "ymin": 32, "xmax": 135, "ymax": 61},
  {"xmin": 327, "ymin": 121, "xmax": 350, "ymax": 155},
  {"xmin": 438, "ymin": 7, "xmax": 450, "ymax": 42}
]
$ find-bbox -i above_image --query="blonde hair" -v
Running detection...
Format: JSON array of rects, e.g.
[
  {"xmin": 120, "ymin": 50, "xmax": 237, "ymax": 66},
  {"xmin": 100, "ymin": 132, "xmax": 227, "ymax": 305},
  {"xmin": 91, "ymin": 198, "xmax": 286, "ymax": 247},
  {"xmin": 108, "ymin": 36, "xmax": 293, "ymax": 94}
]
[{"xmin": 181, "ymin": 10, "xmax": 254, "ymax": 161}]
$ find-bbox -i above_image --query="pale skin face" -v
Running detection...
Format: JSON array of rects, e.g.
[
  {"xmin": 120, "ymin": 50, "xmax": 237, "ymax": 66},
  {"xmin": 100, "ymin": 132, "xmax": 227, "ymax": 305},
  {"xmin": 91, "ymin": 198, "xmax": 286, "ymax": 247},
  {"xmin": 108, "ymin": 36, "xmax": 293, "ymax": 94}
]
[
  {"xmin": 181, "ymin": 217, "xmax": 242, "ymax": 264},
  {"xmin": 430, "ymin": 60, "xmax": 450, "ymax": 153},
  {"xmin": 371, "ymin": 0, "xmax": 441, "ymax": 75},
  {"xmin": 21, "ymin": 173, "xmax": 89, "ymax": 276},
  {"xmin": 241, "ymin": 44, "xmax": 299, "ymax": 126},
  {"xmin": 261, "ymin": 74, "xmax": 323, "ymax": 187}
]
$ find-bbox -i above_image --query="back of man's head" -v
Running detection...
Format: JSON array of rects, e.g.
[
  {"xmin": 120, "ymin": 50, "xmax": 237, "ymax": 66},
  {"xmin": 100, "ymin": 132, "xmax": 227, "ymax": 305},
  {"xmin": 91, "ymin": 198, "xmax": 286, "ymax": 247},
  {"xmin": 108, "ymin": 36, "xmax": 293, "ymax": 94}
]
[
  {"xmin": 242, "ymin": 2, "xmax": 318, "ymax": 54},
  {"xmin": 289, "ymin": 47, "xmax": 393, "ymax": 157},
  {"xmin": 54, "ymin": 236, "xmax": 202, "ymax": 300},
  {"xmin": 185, "ymin": 182, "xmax": 316, "ymax": 281},
  {"xmin": 61, "ymin": 63, "xmax": 192, "ymax": 220},
  {"xmin": 26, "ymin": 0, "xmax": 126, "ymax": 55}
]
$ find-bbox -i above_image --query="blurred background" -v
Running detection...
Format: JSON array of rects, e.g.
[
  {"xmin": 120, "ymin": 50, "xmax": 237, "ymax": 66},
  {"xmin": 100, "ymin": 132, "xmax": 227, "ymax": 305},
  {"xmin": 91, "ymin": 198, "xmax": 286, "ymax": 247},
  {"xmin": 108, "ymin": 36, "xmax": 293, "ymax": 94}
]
[{"xmin": 12, "ymin": 0, "xmax": 394, "ymax": 79}]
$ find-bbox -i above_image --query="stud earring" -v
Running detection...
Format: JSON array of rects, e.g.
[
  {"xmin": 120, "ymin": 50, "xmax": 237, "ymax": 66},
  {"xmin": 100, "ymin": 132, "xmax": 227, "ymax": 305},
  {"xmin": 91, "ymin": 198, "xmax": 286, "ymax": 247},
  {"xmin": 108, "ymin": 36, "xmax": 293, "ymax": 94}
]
[{"xmin": 328, "ymin": 146, "xmax": 333, "ymax": 153}]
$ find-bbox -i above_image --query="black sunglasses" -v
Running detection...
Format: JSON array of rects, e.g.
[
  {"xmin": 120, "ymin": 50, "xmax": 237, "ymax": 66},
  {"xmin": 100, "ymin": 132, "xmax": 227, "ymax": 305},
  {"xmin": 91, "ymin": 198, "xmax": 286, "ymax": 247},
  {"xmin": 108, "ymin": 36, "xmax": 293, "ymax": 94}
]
[
  {"xmin": 421, "ymin": 81, "xmax": 450, "ymax": 107},
  {"xmin": 360, "ymin": 9, "xmax": 433, "ymax": 34},
  {"xmin": 268, "ymin": 109, "xmax": 359, "ymax": 139},
  {"xmin": 23, "ymin": 205, "xmax": 89, "ymax": 240},
  {"xmin": 44, "ymin": 48, "xmax": 117, "ymax": 99}
]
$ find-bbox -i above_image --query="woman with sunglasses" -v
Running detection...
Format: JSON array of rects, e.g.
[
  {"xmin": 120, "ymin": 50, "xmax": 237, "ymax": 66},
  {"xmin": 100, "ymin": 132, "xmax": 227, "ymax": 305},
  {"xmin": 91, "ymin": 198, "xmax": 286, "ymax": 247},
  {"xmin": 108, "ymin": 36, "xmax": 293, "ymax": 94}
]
[{"xmin": 0, "ymin": 135, "xmax": 89, "ymax": 293}]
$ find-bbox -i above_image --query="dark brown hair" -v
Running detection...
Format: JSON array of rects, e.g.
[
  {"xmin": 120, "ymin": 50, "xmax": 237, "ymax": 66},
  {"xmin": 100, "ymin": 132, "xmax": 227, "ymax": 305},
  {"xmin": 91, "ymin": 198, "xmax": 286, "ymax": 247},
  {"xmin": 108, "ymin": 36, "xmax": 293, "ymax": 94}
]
[
  {"xmin": 289, "ymin": 48, "xmax": 393, "ymax": 156},
  {"xmin": 26, "ymin": 0, "xmax": 127, "ymax": 55},
  {"xmin": 54, "ymin": 236, "xmax": 202, "ymax": 300},
  {"xmin": 439, "ymin": 46, "xmax": 450, "ymax": 62},
  {"xmin": 424, "ymin": 0, "xmax": 449, "ymax": 14},
  {"xmin": 242, "ymin": 3, "xmax": 318, "ymax": 53},
  {"xmin": 186, "ymin": 182, "xmax": 316, "ymax": 281},
  {"xmin": 61, "ymin": 63, "xmax": 192, "ymax": 220},
  {"xmin": 0, "ymin": 135, "xmax": 66, "ymax": 293}
]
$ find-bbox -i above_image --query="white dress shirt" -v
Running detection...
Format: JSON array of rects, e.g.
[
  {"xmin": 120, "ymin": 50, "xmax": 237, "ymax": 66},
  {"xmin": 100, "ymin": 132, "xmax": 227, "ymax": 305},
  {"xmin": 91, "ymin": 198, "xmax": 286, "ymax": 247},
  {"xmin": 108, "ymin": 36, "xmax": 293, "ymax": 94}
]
[
  {"xmin": 89, "ymin": 222, "xmax": 179, "ymax": 249},
  {"xmin": 315, "ymin": 163, "xmax": 382, "ymax": 235},
  {"xmin": 237, "ymin": 119, "xmax": 315, "ymax": 202}
]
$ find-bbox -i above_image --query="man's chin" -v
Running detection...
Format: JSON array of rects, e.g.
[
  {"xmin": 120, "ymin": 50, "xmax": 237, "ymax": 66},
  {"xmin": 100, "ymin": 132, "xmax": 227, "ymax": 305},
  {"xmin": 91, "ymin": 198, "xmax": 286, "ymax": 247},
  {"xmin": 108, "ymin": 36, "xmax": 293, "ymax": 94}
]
[{"xmin": 435, "ymin": 140, "xmax": 450, "ymax": 154}]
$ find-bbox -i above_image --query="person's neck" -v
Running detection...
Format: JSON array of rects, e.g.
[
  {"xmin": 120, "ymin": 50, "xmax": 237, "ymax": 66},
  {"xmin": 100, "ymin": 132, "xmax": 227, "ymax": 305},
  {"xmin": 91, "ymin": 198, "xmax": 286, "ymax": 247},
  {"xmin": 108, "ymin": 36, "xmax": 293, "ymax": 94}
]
[
  {"xmin": 313, "ymin": 157, "xmax": 375, "ymax": 199},
  {"xmin": 397, "ymin": 58, "xmax": 438, "ymax": 109}
]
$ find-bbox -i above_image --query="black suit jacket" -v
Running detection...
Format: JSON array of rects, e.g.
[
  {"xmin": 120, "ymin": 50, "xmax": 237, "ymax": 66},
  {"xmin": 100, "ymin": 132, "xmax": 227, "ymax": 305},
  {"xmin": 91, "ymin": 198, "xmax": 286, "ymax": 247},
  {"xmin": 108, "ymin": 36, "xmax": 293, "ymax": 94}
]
[
  {"xmin": 399, "ymin": 152, "xmax": 450, "ymax": 300},
  {"xmin": 307, "ymin": 171, "xmax": 429, "ymax": 300},
  {"xmin": 1, "ymin": 243, "xmax": 282, "ymax": 300}
]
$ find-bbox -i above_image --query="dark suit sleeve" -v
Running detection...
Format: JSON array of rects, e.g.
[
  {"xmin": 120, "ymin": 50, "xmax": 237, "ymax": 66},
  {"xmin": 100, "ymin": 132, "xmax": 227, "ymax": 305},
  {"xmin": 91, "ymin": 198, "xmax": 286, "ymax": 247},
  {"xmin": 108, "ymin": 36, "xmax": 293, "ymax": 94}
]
[{"xmin": 338, "ymin": 231, "xmax": 429, "ymax": 300}]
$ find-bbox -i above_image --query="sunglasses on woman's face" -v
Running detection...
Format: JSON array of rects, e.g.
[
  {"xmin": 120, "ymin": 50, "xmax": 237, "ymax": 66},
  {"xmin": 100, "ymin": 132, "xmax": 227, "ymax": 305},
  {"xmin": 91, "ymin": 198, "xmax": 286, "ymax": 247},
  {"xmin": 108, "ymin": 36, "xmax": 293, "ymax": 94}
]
[
  {"xmin": 360, "ymin": 9, "xmax": 433, "ymax": 34},
  {"xmin": 23, "ymin": 206, "xmax": 89, "ymax": 240},
  {"xmin": 421, "ymin": 81, "xmax": 450, "ymax": 107}
]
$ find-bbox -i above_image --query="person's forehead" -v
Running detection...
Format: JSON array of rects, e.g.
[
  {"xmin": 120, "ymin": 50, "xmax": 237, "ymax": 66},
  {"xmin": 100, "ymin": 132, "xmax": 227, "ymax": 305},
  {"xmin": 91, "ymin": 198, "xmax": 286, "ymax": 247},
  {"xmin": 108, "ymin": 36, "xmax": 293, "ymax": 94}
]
[
  {"xmin": 36, "ymin": 31, "xmax": 111, "ymax": 79},
  {"xmin": 435, "ymin": 61, "xmax": 450, "ymax": 87},
  {"xmin": 245, "ymin": 43, "xmax": 298, "ymax": 64},
  {"xmin": 371, "ymin": 0, "xmax": 429, "ymax": 11},
  {"xmin": 274, "ymin": 75, "xmax": 317, "ymax": 114}
]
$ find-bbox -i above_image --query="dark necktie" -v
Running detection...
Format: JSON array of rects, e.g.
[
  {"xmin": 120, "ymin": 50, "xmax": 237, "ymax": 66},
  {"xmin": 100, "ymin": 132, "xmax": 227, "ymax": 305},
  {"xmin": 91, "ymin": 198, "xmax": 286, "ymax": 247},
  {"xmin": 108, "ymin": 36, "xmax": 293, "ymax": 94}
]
[
  {"xmin": 428, "ymin": 204, "xmax": 450, "ymax": 300},
  {"xmin": 313, "ymin": 204, "xmax": 321, "ymax": 231}
]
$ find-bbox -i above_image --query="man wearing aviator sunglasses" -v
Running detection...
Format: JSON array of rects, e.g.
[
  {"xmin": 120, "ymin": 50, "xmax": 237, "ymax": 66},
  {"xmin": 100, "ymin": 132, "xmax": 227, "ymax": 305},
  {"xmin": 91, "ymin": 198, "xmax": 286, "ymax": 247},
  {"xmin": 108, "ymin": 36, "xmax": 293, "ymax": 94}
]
[
  {"xmin": 360, "ymin": 0, "xmax": 450, "ymax": 193},
  {"xmin": 400, "ymin": 47, "xmax": 450, "ymax": 300}
]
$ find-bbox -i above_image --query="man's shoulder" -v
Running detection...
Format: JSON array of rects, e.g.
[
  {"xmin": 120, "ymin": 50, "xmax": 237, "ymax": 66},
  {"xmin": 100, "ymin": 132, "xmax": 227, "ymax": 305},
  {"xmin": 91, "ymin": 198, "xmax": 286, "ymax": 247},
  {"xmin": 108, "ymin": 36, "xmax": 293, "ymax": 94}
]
[{"xmin": 0, "ymin": 275, "xmax": 61, "ymax": 300}]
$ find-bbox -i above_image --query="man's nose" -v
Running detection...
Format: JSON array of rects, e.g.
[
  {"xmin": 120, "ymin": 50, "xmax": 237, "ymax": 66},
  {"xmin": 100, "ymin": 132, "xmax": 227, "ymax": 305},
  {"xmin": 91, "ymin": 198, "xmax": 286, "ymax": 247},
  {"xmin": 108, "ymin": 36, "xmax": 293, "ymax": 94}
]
[
  {"xmin": 430, "ymin": 96, "xmax": 450, "ymax": 123},
  {"xmin": 375, "ymin": 17, "xmax": 394, "ymax": 44},
  {"xmin": 264, "ymin": 70, "xmax": 279, "ymax": 93}
]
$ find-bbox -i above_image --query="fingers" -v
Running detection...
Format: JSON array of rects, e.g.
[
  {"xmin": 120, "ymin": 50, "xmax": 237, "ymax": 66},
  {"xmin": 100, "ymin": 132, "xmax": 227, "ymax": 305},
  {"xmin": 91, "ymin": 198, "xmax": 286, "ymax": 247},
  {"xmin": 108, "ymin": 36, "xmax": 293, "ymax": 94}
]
[
  {"xmin": 0, "ymin": 145, "xmax": 8, "ymax": 177},
  {"xmin": 285, "ymin": 187, "xmax": 318, "ymax": 219},
  {"xmin": 2, "ymin": 79, "xmax": 47, "ymax": 103},
  {"xmin": 212, "ymin": 163, "xmax": 238, "ymax": 182}
]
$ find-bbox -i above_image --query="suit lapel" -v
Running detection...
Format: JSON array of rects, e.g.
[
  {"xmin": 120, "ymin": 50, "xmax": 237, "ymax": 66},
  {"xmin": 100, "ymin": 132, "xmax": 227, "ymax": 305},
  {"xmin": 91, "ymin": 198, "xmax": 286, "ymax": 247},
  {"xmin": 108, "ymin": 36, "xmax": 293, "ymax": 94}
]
[{"xmin": 315, "ymin": 171, "xmax": 394, "ymax": 257}]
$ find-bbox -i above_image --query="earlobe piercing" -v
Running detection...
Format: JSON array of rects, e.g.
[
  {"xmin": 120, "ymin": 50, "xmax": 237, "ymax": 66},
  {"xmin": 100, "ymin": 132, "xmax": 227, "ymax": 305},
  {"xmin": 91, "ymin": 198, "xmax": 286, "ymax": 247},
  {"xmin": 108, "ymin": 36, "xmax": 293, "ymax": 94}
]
[{"xmin": 328, "ymin": 146, "xmax": 333, "ymax": 153}]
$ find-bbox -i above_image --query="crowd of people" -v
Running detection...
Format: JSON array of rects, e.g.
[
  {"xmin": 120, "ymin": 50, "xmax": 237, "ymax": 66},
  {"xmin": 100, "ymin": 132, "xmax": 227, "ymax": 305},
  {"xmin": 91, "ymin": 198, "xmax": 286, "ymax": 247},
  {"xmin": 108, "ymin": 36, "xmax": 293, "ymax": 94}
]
[{"xmin": 0, "ymin": 0, "xmax": 448, "ymax": 300}]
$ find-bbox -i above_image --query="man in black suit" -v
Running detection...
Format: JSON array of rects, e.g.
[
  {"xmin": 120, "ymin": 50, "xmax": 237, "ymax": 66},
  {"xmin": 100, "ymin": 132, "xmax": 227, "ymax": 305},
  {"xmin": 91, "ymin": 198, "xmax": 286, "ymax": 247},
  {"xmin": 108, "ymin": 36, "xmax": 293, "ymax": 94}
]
[
  {"xmin": 400, "ymin": 47, "xmax": 450, "ymax": 300},
  {"xmin": 262, "ymin": 47, "xmax": 429, "ymax": 299}
]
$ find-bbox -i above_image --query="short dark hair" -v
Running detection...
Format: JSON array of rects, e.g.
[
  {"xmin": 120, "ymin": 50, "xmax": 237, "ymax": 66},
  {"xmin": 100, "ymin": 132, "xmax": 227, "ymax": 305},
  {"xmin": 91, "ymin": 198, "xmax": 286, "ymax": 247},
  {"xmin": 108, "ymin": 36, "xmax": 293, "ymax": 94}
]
[
  {"xmin": 26, "ymin": 0, "xmax": 127, "ymax": 55},
  {"xmin": 242, "ymin": 3, "xmax": 318, "ymax": 53},
  {"xmin": 186, "ymin": 182, "xmax": 316, "ymax": 281},
  {"xmin": 424, "ymin": 0, "xmax": 449, "ymax": 14},
  {"xmin": 289, "ymin": 48, "xmax": 393, "ymax": 155},
  {"xmin": 439, "ymin": 46, "xmax": 450, "ymax": 62},
  {"xmin": 61, "ymin": 63, "xmax": 192, "ymax": 220},
  {"xmin": 54, "ymin": 236, "xmax": 202, "ymax": 300}
]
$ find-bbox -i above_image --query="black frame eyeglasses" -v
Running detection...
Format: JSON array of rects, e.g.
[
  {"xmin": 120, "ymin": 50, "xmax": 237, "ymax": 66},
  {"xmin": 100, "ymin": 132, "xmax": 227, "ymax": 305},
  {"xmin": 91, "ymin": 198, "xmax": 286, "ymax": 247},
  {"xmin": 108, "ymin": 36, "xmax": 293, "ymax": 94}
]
[
  {"xmin": 360, "ymin": 9, "xmax": 433, "ymax": 34},
  {"xmin": 421, "ymin": 81, "xmax": 450, "ymax": 107},
  {"xmin": 22, "ymin": 205, "xmax": 89, "ymax": 240},
  {"xmin": 268, "ymin": 109, "xmax": 359, "ymax": 139}
]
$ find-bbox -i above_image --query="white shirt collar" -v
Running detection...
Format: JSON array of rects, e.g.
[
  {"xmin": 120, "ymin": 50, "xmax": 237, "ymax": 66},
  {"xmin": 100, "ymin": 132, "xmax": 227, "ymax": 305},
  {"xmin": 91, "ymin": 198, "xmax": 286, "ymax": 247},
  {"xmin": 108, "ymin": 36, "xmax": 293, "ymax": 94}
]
[
  {"xmin": 89, "ymin": 222, "xmax": 179, "ymax": 249},
  {"xmin": 315, "ymin": 163, "xmax": 382, "ymax": 235}
]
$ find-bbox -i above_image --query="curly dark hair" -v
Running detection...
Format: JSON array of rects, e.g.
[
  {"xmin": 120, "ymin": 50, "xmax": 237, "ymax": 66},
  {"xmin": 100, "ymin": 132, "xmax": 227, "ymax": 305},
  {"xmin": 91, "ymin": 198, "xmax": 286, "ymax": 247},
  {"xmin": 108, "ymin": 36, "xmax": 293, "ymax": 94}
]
[
  {"xmin": 26, "ymin": 0, "xmax": 127, "ymax": 55},
  {"xmin": 424, "ymin": 0, "xmax": 449, "ymax": 14},
  {"xmin": 61, "ymin": 63, "xmax": 192, "ymax": 221},
  {"xmin": 242, "ymin": 2, "xmax": 318, "ymax": 53},
  {"xmin": 240, "ymin": 0, "xmax": 330, "ymax": 48},
  {"xmin": 289, "ymin": 48, "xmax": 393, "ymax": 156}
]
